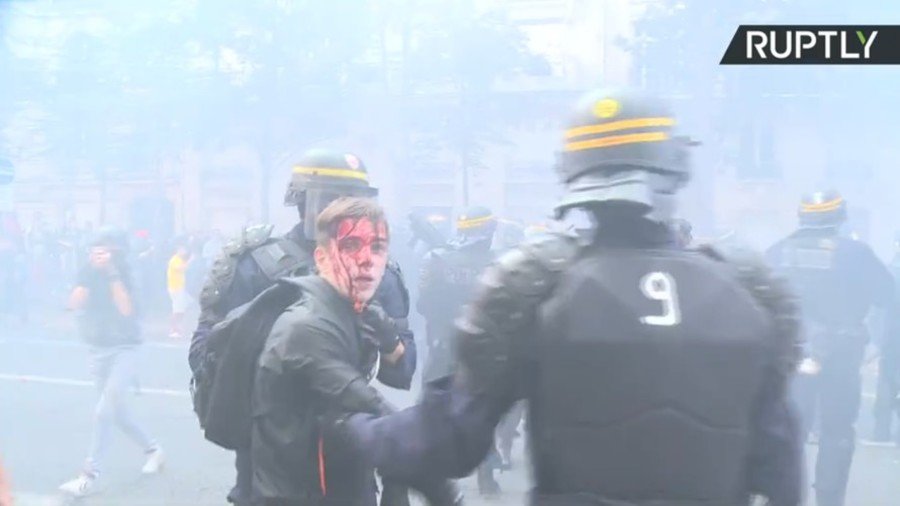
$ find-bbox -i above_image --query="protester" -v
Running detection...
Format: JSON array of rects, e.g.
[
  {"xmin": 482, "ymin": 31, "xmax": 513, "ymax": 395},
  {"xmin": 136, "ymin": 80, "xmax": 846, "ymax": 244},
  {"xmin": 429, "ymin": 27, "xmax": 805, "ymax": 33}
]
[{"xmin": 59, "ymin": 228, "xmax": 164, "ymax": 497}]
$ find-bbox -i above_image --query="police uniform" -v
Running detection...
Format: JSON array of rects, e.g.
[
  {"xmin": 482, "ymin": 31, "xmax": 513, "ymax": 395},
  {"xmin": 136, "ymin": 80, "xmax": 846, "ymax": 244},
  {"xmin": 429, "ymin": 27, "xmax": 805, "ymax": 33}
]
[
  {"xmin": 766, "ymin": 191, "xmax": 893, "ymax": 506},
  {"xmin": 333, "ymin": 89, "xmax": 805, "ymax": 506},
  {"xmin": 188, "ymin": 149, "xmax": 416, "ymax": 506},
  {"xmin": 417, "ymin": 207, "xmax": 497, "ymax": 384},
  {"xmin": 416, "ymin": 207, "xmax": 503, "ymax": 495}
]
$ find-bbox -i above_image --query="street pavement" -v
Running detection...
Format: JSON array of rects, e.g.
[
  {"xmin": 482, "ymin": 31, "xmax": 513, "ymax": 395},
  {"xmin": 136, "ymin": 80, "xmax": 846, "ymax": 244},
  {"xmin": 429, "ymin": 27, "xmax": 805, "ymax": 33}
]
[{"xmin": 2, "ymin": 314, "xmax": 900, "ymax": 506}]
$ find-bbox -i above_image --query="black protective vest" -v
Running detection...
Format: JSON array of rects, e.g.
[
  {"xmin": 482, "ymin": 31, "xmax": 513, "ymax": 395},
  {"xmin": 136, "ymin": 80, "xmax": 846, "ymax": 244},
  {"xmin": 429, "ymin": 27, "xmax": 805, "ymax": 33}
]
[
  {"xmin": 774, "ymin": 232, "xmax": 878, "ymax": 328},
  {"xmin": 423, "ymin": 244, "xmax": 494, "ymax": 326},
  {"xmin": 441, "ymin": 245, "xmax": 493, "ymax": 308},
  {"xmin": 529, "ymin": 247, "xmax": 772, "ymax": 505}
]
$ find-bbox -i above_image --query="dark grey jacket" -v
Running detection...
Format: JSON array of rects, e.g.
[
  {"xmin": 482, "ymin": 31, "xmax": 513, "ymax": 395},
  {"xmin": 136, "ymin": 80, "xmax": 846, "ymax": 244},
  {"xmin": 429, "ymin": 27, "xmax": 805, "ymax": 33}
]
[{"xmin": 251, "ymin": 275, "xmax": 392, "ymax": 504}]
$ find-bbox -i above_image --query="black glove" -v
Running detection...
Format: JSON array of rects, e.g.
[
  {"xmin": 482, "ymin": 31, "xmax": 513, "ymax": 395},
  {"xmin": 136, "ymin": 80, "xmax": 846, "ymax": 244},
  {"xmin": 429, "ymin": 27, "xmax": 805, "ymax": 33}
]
[{"xmin": 361, "ymin": 302, "xmax": 401, "ymax": 354}]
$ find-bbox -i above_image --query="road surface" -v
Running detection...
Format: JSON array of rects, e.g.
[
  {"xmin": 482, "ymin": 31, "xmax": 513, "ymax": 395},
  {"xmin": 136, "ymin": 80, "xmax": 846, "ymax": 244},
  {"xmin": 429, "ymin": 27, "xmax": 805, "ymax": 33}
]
[{"xmin": 2, "ymin": 316, "xmax": 899, "ymax": 505}]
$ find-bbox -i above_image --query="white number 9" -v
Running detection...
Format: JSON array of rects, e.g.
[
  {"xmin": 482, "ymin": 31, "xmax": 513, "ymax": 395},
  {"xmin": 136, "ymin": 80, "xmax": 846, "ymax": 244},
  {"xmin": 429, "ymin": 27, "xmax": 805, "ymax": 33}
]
[{"xmin": 639, "ymin": 271, "xmax": 681, "ymax": 326}]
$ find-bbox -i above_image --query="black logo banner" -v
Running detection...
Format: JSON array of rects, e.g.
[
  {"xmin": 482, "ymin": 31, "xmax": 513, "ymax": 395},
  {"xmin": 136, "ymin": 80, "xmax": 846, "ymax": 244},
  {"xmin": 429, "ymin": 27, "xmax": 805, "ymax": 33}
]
[{"xmin": 720, "ymin": 25, "xmax": 900, "ymax": 64}]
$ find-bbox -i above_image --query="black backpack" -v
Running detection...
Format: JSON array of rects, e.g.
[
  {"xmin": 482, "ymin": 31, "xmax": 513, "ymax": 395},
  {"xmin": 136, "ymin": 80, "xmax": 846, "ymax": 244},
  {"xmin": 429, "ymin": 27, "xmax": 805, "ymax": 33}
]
[{"xmin": 191, "ymin": 279, "xmax": 304, "ymax": 450}]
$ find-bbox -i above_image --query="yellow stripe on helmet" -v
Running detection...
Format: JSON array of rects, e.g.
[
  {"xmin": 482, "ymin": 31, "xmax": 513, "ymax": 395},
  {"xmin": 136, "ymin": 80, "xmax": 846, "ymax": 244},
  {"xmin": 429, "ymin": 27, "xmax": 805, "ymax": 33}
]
[
  {"xmin": 800, "ymin": 197, "xmax": 844, "ymax": 213},
  {"xmin": 292, "ymin": 166, "xmax": 369, "ymax": 181},
  {"xmin": 457, "ymin": 215, "xmax": 495, "ymax": 229},
  {"xmin": 565, "ymin": 117, "xmax": 676, "ymax": 139},
  {"xmin": 564, "ymin": 131, "xmax": 669, "ymax": 152}
]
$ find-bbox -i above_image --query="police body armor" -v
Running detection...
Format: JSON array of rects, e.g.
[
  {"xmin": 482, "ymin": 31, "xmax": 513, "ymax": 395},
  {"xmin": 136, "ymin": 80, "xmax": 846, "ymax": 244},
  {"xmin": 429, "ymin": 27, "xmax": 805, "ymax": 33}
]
[
  {"xmin": 456, "ymin": 232, "xmax": 799, "ymax": 505},
  {"xmin": 775, "ymin": 231, "xmax": 871, "ymax": 356},
  {"xmin": 528, "ymin": 246, "xmax": 773, "ymax": 504}
]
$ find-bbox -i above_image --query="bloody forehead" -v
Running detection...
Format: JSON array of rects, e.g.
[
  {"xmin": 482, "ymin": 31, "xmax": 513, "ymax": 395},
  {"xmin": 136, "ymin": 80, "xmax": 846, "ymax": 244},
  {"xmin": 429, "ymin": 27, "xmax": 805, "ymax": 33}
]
[{"xmin": 335, "ymin": 217, "xmax": 388, "ymax": 241}]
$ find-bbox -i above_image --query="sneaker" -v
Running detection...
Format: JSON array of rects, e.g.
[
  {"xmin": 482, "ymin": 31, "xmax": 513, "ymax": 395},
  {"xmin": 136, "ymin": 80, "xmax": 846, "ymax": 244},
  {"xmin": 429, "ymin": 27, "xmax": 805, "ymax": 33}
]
[
  {"xmin": 141, "ymin": 447, "xmax": 165, "ymax": 474},
  {"xmin": 59, "ymin": 472, "xmax": 98, "ymax": 497}
]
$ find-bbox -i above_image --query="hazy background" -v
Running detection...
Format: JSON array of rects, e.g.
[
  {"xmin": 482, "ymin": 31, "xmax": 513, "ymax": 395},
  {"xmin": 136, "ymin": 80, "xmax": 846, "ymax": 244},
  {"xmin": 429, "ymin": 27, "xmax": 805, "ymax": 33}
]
[{"xmin": 2, "ymin": 0, "xmax": 898, "ymax": 255}]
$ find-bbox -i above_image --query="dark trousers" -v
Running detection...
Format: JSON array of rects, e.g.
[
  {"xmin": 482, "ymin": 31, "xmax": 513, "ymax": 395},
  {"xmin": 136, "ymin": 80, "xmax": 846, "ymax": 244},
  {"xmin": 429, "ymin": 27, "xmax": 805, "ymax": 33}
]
[
  {"xmin": 228, "ymin": 449, "xmax": 254, "ymax": 506},
  {"xmin": 794, "ymin": 341, "xmax": 865, "ymax": 506}
]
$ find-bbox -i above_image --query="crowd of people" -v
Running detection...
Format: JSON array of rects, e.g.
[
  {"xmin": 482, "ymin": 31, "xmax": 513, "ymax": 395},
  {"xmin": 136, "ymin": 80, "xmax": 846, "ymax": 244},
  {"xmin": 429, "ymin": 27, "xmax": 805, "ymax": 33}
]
[{"xmin": 0, "ymin": 209, "xmax": 232, "ymax": 338}]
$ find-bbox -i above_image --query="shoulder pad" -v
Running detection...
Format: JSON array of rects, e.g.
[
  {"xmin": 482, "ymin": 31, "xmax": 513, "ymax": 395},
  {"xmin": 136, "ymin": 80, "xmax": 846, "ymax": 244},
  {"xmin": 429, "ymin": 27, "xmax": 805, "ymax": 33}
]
[
  {"xmin": 198, "ymin": 225, "xmax": 276, "ymax": 322},
  {"xmin": 697, "ymin": 242, "xmax": 802, "ymax": 380},
  {"xmin": 242, "ymin": 224, "xmax": 275, "ymax": 249}
]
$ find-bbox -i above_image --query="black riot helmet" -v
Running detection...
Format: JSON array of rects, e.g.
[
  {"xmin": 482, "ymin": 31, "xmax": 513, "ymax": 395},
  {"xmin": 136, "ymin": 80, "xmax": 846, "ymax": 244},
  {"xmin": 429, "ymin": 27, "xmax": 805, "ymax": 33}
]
[
  {"xmin": 554, "ymin": 89, "xmax": 697, "ymax": 221},
  {"xmin": 284, "ymin": 149, "xmax": 379, "ymax": 239},
  {"xmin": 797, "ymin": 190, "xmax": 847, "ymax": 230},
  {"xmin": 454, "ymin": 206, "xmax": 497, "ymax": 247}
]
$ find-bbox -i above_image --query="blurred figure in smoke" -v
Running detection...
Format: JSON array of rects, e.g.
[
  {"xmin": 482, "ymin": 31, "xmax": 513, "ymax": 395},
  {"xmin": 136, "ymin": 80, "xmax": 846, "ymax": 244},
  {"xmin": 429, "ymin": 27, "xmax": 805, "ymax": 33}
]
[
  {"xmin": 59, "ymin": 227, "xmax": 164, "ymax": 497},
  {"xmin": 202, "ymin": 229, "xmax": 225, "ymax": 269},
  {"xmin": 670, "ymin": 218, "xmax": 693, "ymax": 248},
  {"xmin": 871, "ymin": 231, "xmax": 900, "ymax": 443},
  {"xmin": 416, "ymin": 205, "xmax": 500, "ymax": 496},
  {"xmin": 766, "ymin": 190, "xmax": 893, "ymax": 506},
  {"xmin": 491, "ymin": 219, "xmax": 525, "ymax": 255},
  {"xmin": 0, "ymin": 212, "xmax": 27, "ymax": 325}
]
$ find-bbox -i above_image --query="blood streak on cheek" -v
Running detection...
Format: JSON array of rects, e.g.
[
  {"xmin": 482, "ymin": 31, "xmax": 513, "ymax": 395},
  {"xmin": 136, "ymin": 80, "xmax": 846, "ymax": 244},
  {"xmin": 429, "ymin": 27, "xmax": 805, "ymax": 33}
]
[{"xmin": 334, "ymin": 218, "xmax": 363, "ymax": 303}]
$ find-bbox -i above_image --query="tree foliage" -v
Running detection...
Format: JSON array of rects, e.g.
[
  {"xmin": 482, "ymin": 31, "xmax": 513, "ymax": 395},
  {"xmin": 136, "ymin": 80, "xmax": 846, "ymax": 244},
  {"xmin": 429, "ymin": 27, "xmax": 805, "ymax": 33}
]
[{"xmin": 1, "ymin": 0, "xmax": 543, "ymax": 208}]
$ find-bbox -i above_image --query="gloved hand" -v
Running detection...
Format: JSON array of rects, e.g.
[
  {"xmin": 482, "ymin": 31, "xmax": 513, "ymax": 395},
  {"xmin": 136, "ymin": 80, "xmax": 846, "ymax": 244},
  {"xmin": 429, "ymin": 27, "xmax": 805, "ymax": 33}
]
[{"xmin": 361, "ymin": 302, "xmax": 402, "ymax": 354}]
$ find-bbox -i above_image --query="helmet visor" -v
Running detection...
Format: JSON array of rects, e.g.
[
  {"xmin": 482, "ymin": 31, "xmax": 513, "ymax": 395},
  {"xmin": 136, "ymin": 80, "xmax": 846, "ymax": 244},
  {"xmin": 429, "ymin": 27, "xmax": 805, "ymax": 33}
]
[{"xmin": 302, "ymin": 186, "xmax": 379, "ymax": 240}]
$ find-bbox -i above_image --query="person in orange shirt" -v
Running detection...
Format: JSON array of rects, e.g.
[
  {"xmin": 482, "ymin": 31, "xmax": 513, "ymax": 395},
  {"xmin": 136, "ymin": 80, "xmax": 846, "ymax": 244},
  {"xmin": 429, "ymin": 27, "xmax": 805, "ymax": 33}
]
[{"xmin": 167, "ymin": 245, "xmax": 192, "ymax": 338}]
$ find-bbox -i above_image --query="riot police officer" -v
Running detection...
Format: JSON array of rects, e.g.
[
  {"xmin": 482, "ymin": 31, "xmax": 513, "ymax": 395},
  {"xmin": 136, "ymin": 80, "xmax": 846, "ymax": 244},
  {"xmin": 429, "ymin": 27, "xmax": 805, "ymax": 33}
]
[
  {"xmin": 417, "ymin": 206, "xmax": 497, "ymax": 385},
  {"xmin": 416, "ymin": 206, "xmax": 501, "ymax": 495},
  {"xmin": 327, "ymin": 89, "xmax": 804, "ymax": 506},
  {"xmin": 766, "ymin": 191, "xmax": 893, "ymax": 506},
  {"xmin": 188, "ymin": 149, "xmax": 417, "ymax": 506}
]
